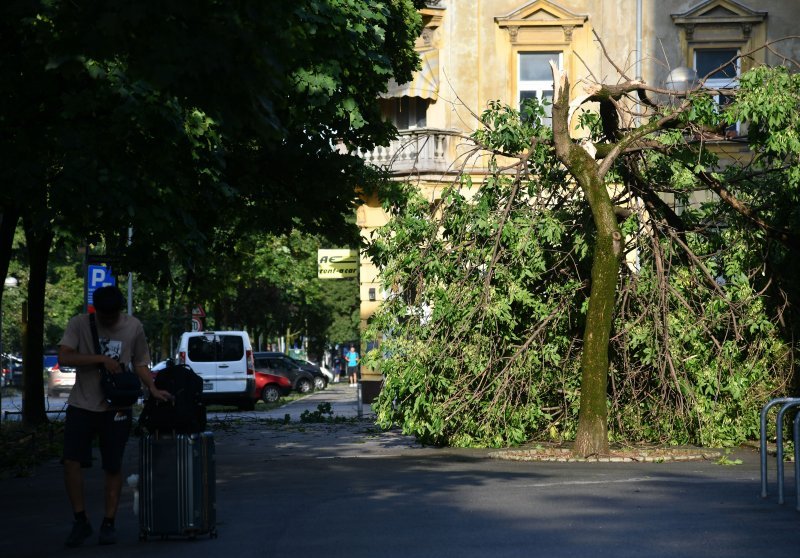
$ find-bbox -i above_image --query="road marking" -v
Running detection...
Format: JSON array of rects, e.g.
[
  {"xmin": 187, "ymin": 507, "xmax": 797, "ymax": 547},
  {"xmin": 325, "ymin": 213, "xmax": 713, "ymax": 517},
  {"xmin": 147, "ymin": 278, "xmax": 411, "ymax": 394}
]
[
  {"xmin": 519, "ymin": 475, "xmax": 757, "ymax": 488},
  {"xmin": 520, "ymin": 476, "xmax": 657, "ymax": 488}
]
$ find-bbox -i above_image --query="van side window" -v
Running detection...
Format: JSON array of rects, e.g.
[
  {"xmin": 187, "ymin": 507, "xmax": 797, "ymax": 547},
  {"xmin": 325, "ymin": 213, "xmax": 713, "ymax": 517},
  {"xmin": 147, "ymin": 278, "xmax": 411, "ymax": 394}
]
[
  {"xmin": 219, "ymin": 335, "xmax": 244, "ymax": 361},
  {"xmin": 187, "ymin": 336, "xmax": 217, "ymax": 362}
]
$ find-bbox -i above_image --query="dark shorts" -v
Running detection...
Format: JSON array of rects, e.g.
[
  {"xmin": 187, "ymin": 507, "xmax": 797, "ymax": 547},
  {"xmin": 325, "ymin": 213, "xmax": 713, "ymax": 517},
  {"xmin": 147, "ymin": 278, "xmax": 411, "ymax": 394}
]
[
  {"xmin": 347, "ymin": 365, "xmax": 359, "ymax": 378},
  {"xmin": 63, "ymin": 405, "xmax": 132, "ymax": 473}
]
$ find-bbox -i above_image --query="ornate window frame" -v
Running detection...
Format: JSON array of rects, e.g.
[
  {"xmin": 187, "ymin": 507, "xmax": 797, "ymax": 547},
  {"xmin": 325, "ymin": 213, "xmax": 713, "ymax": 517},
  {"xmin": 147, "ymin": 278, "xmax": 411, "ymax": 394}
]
[
  {"xmin": 672, "ymin": 1, "xmax": 766, "ymax": 137},
  {"xmin": 495, "ymin": 1, "xmax": 587, "ymax": 115},
  {"xmin": 672, "ymin": 0, "xmax": 767, "ymax": 75}
]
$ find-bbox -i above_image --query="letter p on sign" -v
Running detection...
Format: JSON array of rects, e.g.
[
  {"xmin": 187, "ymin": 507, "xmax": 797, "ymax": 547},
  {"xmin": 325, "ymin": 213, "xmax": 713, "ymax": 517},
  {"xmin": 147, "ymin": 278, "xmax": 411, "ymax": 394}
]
[{"xmin": 87, "ymin": 265, "xmax": 116, "ymax": 309}]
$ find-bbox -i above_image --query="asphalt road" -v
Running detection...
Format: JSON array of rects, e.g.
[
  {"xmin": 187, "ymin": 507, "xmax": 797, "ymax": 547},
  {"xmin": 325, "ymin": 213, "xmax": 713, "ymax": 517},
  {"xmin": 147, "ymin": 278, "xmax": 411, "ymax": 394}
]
[{"xmin": 1, "ymin": 383, "xmax": 799, "ymax": 558}]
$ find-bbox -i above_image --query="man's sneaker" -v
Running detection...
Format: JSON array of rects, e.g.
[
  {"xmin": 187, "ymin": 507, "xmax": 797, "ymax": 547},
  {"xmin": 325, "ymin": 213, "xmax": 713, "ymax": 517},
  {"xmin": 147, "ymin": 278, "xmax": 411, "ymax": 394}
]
[
  {"xmin": 65, "ymin": 520, "xmax": 92, "ymax": 547},
  {"xmin": 98, "ymin": 523, "xmax": 117, "ymax": 545}
]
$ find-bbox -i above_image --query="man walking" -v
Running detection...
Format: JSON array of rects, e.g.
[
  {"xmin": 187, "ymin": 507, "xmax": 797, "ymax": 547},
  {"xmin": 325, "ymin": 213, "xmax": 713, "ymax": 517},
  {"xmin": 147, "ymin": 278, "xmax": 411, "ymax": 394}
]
[
  {"xmin": 58, "ymin": 285, "xmax": 170, "ymax": 547},
  {"xmin": 346, "ymin": 344, "xmax": 360, "ymax": 386}
]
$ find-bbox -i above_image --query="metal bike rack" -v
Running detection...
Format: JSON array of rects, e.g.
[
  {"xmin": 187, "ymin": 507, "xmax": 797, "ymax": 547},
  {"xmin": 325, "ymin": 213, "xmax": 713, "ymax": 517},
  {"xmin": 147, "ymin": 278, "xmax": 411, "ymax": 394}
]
[
  {"xmin": 795, "ymin": 412, "xmax": 800, "ymax": 512},
  {"xmin": 759, "ymin": 397, "xmax": 800, "ymax": 504}
]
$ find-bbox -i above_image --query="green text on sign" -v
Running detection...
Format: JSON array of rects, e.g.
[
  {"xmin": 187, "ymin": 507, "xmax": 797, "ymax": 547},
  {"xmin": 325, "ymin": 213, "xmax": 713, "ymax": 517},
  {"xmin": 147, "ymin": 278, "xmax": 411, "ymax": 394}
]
[{"xmin": 318, "ymin": 249, "xmax": 358, "ymax": 279}]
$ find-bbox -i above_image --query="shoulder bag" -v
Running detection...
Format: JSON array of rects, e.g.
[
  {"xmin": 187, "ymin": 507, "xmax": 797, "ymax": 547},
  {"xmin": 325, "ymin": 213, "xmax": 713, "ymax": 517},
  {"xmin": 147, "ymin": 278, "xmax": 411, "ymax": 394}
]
[{"xmin": 89, "ymin": 313, "xmax": 142, "ymax": 407}]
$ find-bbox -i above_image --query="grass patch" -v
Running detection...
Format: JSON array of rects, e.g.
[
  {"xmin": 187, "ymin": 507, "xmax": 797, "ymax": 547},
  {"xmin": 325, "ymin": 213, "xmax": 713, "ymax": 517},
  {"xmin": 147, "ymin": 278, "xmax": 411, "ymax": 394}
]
[{"xmin": 0, "ymin": 421, "xmax": 64, "ymax": 478}]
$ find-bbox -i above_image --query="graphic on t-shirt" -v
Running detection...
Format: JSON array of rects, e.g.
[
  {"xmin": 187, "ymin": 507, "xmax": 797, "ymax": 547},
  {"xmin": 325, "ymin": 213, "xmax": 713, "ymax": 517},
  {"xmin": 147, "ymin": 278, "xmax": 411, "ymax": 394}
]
[{"xmin": 99, "ymin": 337, "xmax": 123, "ymax": 362}]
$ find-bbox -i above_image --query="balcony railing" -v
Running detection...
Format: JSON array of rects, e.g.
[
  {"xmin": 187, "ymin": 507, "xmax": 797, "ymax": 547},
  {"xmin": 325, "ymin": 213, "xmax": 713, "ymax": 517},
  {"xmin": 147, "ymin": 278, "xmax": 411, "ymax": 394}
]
[{"xmin": 356, "ymin": 128, "xmax": 461, "ymax": 176}]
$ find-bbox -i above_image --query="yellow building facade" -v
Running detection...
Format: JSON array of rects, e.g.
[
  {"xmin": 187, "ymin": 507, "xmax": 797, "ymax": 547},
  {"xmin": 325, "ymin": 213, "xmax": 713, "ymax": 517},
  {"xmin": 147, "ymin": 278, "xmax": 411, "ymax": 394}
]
[{"xmin": 356, "ymin": 0, "xmax": 800, "ymax": 398}]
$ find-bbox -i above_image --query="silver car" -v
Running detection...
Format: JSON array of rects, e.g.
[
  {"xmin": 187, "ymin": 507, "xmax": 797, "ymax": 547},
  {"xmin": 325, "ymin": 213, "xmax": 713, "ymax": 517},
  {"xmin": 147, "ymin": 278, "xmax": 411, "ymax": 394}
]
[{"xmin": 47, "ymin": 363, "xmax": 76, "ymax": 397}]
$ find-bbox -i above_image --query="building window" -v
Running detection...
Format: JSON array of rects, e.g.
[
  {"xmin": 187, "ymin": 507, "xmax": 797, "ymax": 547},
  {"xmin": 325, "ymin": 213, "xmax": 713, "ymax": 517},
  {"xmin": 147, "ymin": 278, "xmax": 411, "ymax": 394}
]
[
  {"xmin": 518, "ymin": 52, "xmax": 562, "ymax": 126},
  {"xmin": 382, "ymin": 97, "xmax": 428, "ymax": 131},
  {"xmin": 694, "ymin": 48, "xmax": 739, "ymax": 135},
  {"xmin": 695, "ymin": 48, "xmax": 739, "ymax": 93}
]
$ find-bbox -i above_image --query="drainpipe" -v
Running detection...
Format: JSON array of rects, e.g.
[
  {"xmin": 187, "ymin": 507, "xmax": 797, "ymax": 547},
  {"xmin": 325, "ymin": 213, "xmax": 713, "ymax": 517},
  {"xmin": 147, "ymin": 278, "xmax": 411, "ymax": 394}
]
[{"xmin": 636, "ymin": 0, "xmax": 643, "ymax": 81}]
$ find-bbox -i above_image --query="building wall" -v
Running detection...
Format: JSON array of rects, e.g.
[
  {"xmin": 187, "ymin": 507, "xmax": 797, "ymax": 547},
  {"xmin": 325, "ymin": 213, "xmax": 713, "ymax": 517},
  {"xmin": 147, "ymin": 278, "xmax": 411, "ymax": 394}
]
[{"xmin": 425, "ymin": 0, "xmax": 793, "ymax": 133}]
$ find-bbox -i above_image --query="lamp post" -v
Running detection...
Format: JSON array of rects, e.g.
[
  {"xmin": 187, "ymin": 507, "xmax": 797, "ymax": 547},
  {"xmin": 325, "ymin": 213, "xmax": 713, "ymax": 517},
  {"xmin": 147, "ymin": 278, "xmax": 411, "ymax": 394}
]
[
  {"xmin": 1, "ymin": 276, "xmax": 20, "ymax": 424},
  {"xmin": 665, "ymin": 66, "xmax": 699, "ymax": 97}
]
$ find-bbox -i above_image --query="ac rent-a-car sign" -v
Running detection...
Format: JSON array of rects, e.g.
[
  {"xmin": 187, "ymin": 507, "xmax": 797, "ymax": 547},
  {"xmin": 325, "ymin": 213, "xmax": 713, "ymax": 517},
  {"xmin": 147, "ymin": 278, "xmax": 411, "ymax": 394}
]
[{"xmin": 318, "ymin": 249, "xmax": 358, "ymax": 279}]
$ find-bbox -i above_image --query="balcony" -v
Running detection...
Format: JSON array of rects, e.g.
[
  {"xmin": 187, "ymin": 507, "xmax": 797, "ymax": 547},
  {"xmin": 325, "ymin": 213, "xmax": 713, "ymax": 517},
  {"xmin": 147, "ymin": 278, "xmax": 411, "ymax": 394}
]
[{"xmin": 356, "ymin": 128, "xmax": 462, "ymax": 177}]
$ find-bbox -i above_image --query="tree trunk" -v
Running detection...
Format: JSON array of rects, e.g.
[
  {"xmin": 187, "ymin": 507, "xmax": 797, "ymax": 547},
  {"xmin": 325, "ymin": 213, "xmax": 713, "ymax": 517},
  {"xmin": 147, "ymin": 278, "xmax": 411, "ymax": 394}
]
[
  {"xmin": 0, "ymin": 208, "xmax": 20, "ymax": 289},
  {"xmin": 21, "ymin": 217, "xmax": 52, "ymax": 427},
  {"xmin": 573, "ymin": 220, "xmax": 620, "ymax": 456},
  {"xmin": 0, "ymin": 209, "xmax": 20, "ymax": 359},
  {"xmin": 550, "ymin": 64, "xmax": 622, "ymax": 457}
]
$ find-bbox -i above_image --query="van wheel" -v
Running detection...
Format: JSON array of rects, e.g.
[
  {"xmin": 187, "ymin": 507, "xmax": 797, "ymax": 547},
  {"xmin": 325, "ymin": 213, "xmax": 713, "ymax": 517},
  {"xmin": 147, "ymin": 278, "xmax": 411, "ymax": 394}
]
[
  {"xmin": 261, "ymin": 386, "xmax": 281, "ymax": 403},
  {"xmin": 313, "ymin": 377, "xmax": 326, "ymax": 390},
  {"xmin": 296, "ymin": 379, "xmax": 313, "ymax": 394}
]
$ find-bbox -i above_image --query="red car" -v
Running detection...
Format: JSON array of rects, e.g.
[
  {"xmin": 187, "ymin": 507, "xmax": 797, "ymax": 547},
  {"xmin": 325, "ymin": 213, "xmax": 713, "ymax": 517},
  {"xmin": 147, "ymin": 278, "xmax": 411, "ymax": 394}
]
[{"xmin": 255, "ymin": 370, "xmax": 292, "ymax": 403}]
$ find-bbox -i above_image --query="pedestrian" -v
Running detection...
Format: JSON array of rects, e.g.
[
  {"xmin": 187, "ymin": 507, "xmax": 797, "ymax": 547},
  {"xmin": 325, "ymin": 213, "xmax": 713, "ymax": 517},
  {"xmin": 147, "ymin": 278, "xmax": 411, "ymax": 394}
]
[
  {"xmin": 346, "ymin": 344, "xmax": 360, "ymax": 386},
  {"xmin": 333, "ymin": 355, "xmax": 343, "ymax": 382},
  {"xmin": 58, "ymin": 285, "xmax": 171, "ymax": 547}
]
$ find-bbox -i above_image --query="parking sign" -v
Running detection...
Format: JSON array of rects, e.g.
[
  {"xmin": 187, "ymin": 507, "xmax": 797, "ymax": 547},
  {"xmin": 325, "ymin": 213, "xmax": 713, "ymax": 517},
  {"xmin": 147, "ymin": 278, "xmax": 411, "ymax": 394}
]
[{"xmin": 86, "ymin": 265, "xmax": 116, "ymax": 309}]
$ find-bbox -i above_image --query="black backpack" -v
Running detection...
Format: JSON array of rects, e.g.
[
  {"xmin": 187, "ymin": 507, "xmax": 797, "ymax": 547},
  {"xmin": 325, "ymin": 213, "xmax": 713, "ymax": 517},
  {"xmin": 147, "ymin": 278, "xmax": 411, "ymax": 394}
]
[{"xmin": 138, "ymin": 362, "xmax": 207, "ymax": 434}]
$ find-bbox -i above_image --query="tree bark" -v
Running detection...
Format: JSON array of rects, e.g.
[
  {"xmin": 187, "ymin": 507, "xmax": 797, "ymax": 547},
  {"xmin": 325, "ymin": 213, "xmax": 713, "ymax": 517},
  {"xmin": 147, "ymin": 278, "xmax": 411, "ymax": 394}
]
[
  {"xmin": 573, "ymin": 218, "xmax": 620, "ymax": 456},
  {"xmin": 0, "ymin": 207, "xmax": 20, "ymax": 289},
  {"xmin": 22, "ymin": 215, "xmax": 53, "ymax": 427},
  {"xmin": 550, "ymin": 64, "xmax": 622, "ymax": 457},
  {"xmin": 0, "ymin": 208, "xmax": 20, "ymax": 340}
]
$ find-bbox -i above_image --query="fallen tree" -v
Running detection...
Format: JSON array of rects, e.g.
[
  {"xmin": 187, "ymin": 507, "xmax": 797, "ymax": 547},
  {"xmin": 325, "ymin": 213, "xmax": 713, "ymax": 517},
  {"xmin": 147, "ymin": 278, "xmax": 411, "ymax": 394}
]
[{"xmin": 365, "ymin": 42, "xmax": 799, "ymax": 454}]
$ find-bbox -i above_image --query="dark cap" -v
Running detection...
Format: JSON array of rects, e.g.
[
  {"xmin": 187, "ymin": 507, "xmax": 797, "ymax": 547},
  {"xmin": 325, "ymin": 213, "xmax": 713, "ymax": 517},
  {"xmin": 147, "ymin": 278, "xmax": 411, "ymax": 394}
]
[{"xmin": 93, "ymin": 285, "xmax": 125, "ymax": 313}]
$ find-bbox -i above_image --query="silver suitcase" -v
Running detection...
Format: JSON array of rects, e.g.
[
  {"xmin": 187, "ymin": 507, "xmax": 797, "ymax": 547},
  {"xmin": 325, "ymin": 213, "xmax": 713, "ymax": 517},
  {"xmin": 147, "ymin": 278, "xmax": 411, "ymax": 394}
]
[{"xmin": 139, "ymin": 432, "xmax": 217, "ymax": 540}]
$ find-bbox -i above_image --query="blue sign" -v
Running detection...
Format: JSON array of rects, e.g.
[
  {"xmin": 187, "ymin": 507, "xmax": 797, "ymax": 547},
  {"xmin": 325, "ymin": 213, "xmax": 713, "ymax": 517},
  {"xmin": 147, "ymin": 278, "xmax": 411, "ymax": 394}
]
[{"xmin": 87, "ymin": 265, "xmax": 116, "ymax": 306}]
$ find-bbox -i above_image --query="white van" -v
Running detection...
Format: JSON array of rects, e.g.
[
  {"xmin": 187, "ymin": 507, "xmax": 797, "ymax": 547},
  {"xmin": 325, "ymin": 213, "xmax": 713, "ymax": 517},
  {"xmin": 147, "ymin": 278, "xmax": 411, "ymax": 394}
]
[{"xmin": 177, "ymin": 331, "xmax": 256, "ymax": 410}]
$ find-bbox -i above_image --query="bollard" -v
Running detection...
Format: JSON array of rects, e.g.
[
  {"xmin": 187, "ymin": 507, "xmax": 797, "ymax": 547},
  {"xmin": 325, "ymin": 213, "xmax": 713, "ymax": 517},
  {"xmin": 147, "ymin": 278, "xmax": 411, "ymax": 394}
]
[
  {"xmin": 775, "ymin": 400, "xmax": 800, "ymax": 504},
  {"xmin": 760, "ymin": 397, "xmax": 799, "ymax": 498}
]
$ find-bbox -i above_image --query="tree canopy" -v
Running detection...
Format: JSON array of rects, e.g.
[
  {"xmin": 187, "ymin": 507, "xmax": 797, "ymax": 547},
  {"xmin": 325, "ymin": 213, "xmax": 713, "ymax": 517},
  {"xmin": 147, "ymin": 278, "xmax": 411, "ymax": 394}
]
[{"xmin": 0, "ymin": 0, "xmax": 423, "ymax": 425}]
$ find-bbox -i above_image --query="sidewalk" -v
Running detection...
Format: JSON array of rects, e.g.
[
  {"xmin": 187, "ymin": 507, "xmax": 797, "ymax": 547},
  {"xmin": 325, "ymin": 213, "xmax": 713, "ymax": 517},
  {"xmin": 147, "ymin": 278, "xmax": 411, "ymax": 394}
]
[
  {"xmin": 256, "ymin": 380, "xmax": 375, "ymax": 421},
  {"xmin": 2, "ymin": 385, "xmax": 800, "ymax": 558}
]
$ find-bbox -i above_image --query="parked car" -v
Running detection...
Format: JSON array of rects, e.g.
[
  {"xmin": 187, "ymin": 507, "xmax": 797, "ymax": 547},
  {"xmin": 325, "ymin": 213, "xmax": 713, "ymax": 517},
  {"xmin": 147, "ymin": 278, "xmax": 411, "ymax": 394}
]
[
  {"xmin": 317, "ymin": 364, "xmax": 335, "ymax": 383},
  {"xmin": 151, "ymin": 360, "xmax": 170, "ymax": 373},
  {"xmin": 177, "ymin": 331, "xmax": 256, "ymax": 410},
  {"xmin": 285, "ymin": 355, "xmax": 329, "ymax": 390},
  {"xmin": 253, "ymin": 352, "xmax": 316, "ymax": 394},
  {"xmin": 1, "ymin": 356, "xmax": 23, "ymax": 387},
  {"xmin": 7, "ymin": 361, "xmax": 24, "ymax": 388},
  {"xmin": 254, "ymin": 370, "xmax": 292, "ymax": 403},
  {"xmin": 291, "ymin": 357, "xmax": 334, "ymax": 386},
  {"xmin": 150, "ymin": 359, "xmax": 171, "ymax": 380},
  {"xmin": 47, "ymin": 362, "xmax": 76, "ymax": 398}
]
